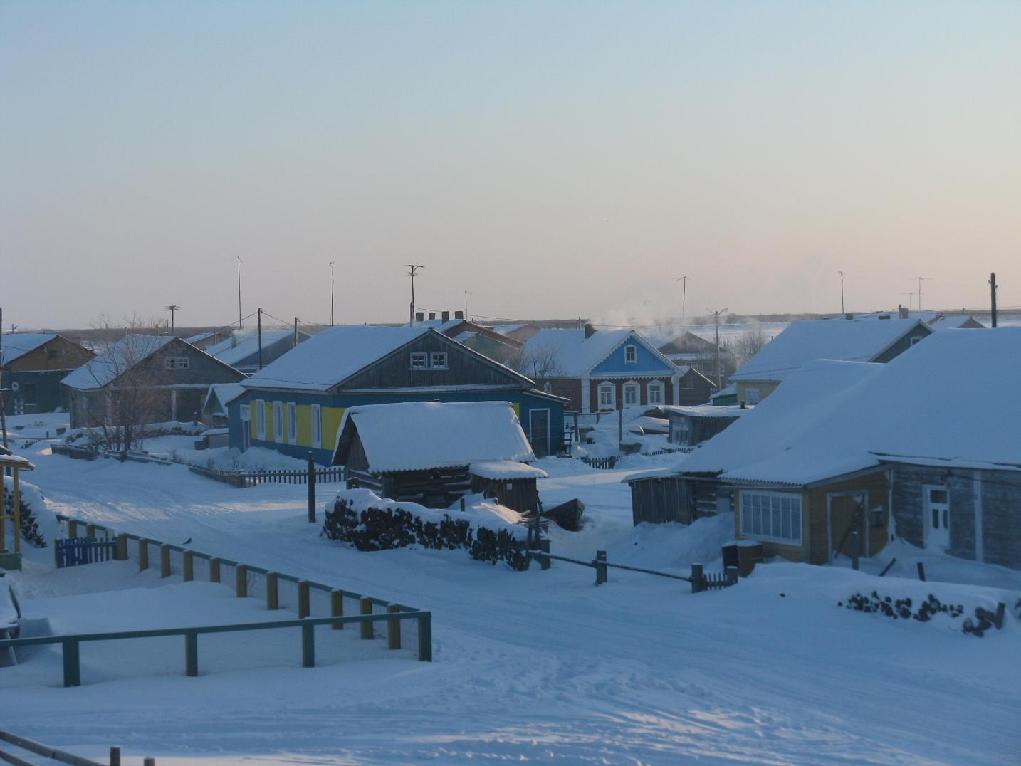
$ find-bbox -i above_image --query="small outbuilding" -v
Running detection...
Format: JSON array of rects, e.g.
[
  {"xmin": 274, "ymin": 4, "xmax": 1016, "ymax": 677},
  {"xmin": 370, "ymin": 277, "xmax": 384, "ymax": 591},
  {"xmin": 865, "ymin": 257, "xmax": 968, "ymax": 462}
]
[
  {"xmin": 662, "ymin": 404, "xmax": 751, "ymax": 448},
  {"xmin": 469, "ymin": 460, "xmax": 547, "ymax": 514}
]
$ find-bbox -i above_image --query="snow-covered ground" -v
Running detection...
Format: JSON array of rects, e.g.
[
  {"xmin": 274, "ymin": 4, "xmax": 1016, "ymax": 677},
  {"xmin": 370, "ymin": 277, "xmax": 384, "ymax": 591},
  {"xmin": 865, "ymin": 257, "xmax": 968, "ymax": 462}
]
[
  {"xmin": 3, "ymin": 443, "xmax": 1019, "ymax": 765},
  {"xmin": 1, "ymin": 411, "xmax": 69, "ymax": 446}
]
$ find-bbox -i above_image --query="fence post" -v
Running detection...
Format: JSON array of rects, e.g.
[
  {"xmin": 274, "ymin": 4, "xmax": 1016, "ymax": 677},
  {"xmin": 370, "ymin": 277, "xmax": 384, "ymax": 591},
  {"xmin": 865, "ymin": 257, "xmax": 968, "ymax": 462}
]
[
  {"xmin": 183, "ymin": 551, "xmax": 194, "ymax": 582},
  {"xmin": 185, "ymin": 631, "xmax": 198, "ymax": 677},
  {"xmin": 114, "ymin": 533, "xmax": 128, "ymax": 561},
  {"xmin": 307, "ymin": 451, "xmax": 316, "ymax": 524},
  {"xmin": 62, "ymin": 638, "xmax": 81, "ymax": 687},
  {"xmin": 160, "ymin": 545, "xmax": 171, "ymax": 578},
  {"xmin": 138, "ymin": 539, "xmax": 149, "ymax": 571},
  {"xmin": 301, "ymin": 623, "xmax": 315, "ymax": 668},
  {"xmin": 54, "ymin": 540, "xmax": 62, "ymax": 568},
  {"xmin": 144, "ymin": 759, "xmax": 156, "ymax": 766},
  {"xmin": 690, "ymin": 563, "xmax": 704, "ymax": 594},
  {"xmin": 360, "ymin": 598, "xmax": 373, "ymax": 639},
  {"xmin": 330, "ymin": 589, "xmax": 343, "ymax": 629},
  {"xmin": 235, "ymin": 565, "xmax": 248, "ymax": 598},
  {"xmin": 266, "ymin": 572, "xmax": 279, "ymax": 610},
  {"xmin": 68, "ymin": 519, "xmax": 79, "ymax": 539},
  {"xmin": 109, "ymin": 746, "xmax": 121, "ymax": 766},
  {"xmin": 595, "ymin": 550, "xmax": 608, "ymax": 585},
  {"xmin": 417, "ymin": 612, "xmax": 432, "ymax": 661},
  {"xmin": 850, "ymin": 530, "xmax": 861, "ymax": 571},
  {"xmin": 916, "ymin": 562, "xmax": 926, "ymax": 582},
  {"xmin": 297, "ymin": 580, "xmax": 310, "ymax": 618},
  {"xmin": 387, "ymin": 604, "xmax": 402, "ymax": 650},
  {"xmin": 210, "ymin": 557, "xmax": 221, "ymax": 583}
]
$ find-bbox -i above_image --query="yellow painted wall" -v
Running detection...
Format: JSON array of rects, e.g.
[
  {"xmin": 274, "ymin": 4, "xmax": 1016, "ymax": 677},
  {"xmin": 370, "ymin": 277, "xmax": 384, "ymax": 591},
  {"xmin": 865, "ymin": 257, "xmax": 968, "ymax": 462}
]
[
  {"xmin": 296, "ymin": 404, "xmax": 312, "ymax": 446},
  {"xmin": 321, "ymin": 406, "xmax": 345, "ymax": 452},
  {"xmin": 266, "ymin": 401, "xmax": 276, "ymax": 442}
]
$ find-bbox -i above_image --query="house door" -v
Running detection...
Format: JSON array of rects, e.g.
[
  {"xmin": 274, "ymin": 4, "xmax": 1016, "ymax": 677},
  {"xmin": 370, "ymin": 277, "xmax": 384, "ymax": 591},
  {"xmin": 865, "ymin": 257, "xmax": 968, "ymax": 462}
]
[
  {"xmin": 529, "ymin": 409, "xmax": 550, "ymax": 458},
  {"xmin": 924, "ymin": 486, "xmax": 950, "ymax": 551},
  {"xmin": 829, "ymin": 493, "xmax": 866, "ymax": 561}
]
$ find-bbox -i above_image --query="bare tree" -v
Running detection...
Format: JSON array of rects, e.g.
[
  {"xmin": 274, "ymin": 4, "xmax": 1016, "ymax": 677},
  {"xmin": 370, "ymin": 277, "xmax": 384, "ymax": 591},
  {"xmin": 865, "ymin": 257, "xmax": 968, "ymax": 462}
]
[
  {"xmin": 725, "ymin": 324, "xmax": 769, "ymax": 370},
  {"xmin": 518, "ymin": 342, "xmax": 564, "ymax": 383}
]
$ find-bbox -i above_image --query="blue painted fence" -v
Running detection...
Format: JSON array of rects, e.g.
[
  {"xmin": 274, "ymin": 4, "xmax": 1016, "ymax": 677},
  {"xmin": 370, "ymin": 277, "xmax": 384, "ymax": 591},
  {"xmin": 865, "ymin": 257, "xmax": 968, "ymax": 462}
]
[{"xmin": 55, "ymin": 538, "xmax": 117, "ymax": 568}]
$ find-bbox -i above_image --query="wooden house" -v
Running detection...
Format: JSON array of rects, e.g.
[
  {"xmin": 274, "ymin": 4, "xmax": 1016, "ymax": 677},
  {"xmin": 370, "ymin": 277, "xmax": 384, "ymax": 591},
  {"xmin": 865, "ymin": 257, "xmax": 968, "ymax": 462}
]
[
  {"xmin": 414, "ymin": 311, "xmax": 524, "ymax": 369},
  {"xmin": 662, "ymin": 404, "xmax": 750, "ymax": 448},
  {"xmin": 334, "ymin": 401, "xmax": 546, "ymax": 512},
  {"xmin": 520, "ymin": 324, "xmax": 713, "ymax": 414},
  {"xmin": 229, "ymin": 325, "xmax": 566, "ymax": 464},
  {"xmin": 62, "ymin": 336, "xmax": 245, "ymax": 429},
  {"xmin": 1, "ymin": 333, "xmax": 94, "ymax": 415},
  {"xmin": 729, "ymin": 317, "xmax": 931, "ymax": 405},
  {"xmin": 657, "ymin": 331, "xmax": 733, "ymax": 382}
]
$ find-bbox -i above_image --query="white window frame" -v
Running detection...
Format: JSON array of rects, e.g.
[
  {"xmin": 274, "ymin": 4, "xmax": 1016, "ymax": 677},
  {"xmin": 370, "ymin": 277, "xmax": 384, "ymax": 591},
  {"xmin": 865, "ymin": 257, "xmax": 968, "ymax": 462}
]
[
  {"xmin": 624, "ymin": 345, "xmax": 637, "ymax": 364},
  {"xmin": 311, "ymin": 403, "xmax": 322, "ymax": 448},
  {"xmin": 163, "ymin": 356, "xmax": 190, "ymax": 370},
  {"xmin": 647, "ymin": 381, "xmax": 664, "ymax": 404},
  {"xmin": 623, "ymin": 382, "xmax": 640, "ymax": 406},
  {"xmin": 597, "ymin": 382, "xmax": 615, "ymax": 410},
  {"xmin": 287, "ymin": 402, "xmax": 297, "ymax": 444},
  {"xmin": 410, "ymin": 352, "xmax": 428, "ymax": 370},
  {"xmin": 429, "ymin": 351, "xmax": 448, "ymax": 369},
  {"xmin": 740, "ymin": 490, "xmax": 803, "ymax": 545},
  {"xmin": 255, "ymin": 399, "xmax": 265, "ymax": 439},
  {"xmin": 273, "ymin": 401, "xmax": 283, "ymax": 443}
]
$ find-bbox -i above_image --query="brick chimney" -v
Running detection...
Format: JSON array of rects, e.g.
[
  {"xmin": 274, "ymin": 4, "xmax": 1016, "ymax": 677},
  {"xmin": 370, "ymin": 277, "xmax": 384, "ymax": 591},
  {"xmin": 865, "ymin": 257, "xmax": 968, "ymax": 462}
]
[{"xmin": 898, "ymin": 305, "xmax": 909, "ymax": 319}]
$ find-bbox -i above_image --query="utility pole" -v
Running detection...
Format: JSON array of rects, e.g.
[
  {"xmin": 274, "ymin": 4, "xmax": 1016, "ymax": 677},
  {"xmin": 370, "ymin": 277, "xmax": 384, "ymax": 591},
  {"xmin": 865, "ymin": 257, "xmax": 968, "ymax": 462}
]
[
  {"xmin": 675, "ymin": 275, "xmax": 688, "ymax": 322},
  {"xmin": 407, "ymin": 265, "xmax": 425, "ymax": 326},
  {"xmin": 236, "ymin": 256, "xmax": 244, "ymax": 329},
  {"xmin": 711, "ymin": 307, "xmax": 728, "ymax": 389},
  {"xmin": 990, "ymin": 272, "xmax": 998, "ymax": 327},
  {"xmin": 330, "ymin": 261, "xmax": 336, "ymax": 326},
  {"xmin": 915, "ymin": 276, "xmax": 930, "ymax": 311},
  {"xmin": 293, "ymin": 317, "xmax": 299, "ymax": 348},
  {"xmin": 464, "ymin": 290, "xmax": 471, "ymax": 320},
  {"xmin": 0, "ymin": 307, "xmax": 7, "ymax": 449},
  {"xmin": 838, "ymin": 271, "xmax": 845, "ymax": 315},
  {"xmin": 165, "ymin": 305, "xmax": 180, "ymax": 334},
  {"xmin": 257, "ymin": 308, "xmax": 263, "ymax": 370}
]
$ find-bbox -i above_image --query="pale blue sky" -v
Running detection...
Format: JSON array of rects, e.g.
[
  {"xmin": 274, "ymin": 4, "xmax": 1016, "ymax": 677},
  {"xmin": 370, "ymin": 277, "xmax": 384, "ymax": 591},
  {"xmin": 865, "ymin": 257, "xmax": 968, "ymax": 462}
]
[{"xmin": 2, "ymin": 1, "xmax": 1019, "ymax": 329}]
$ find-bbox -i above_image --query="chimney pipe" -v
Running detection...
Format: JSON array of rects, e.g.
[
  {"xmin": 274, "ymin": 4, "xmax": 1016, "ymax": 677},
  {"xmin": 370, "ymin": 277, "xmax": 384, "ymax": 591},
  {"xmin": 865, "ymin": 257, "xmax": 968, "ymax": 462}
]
[
  {"xmin": 898, "ymin": 305, "xmax": 909, "ymax": 319},
  {"xmin": 584, "ymin": 323, "xmax": 596, "ymax": 338}
]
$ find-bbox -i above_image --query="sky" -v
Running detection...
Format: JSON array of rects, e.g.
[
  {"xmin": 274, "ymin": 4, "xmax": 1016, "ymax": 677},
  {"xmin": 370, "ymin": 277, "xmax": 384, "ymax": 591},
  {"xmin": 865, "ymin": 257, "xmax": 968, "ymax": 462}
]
[{"xmin": 2, "ymin": 1, "xmax": 1020, "ymax": 331}]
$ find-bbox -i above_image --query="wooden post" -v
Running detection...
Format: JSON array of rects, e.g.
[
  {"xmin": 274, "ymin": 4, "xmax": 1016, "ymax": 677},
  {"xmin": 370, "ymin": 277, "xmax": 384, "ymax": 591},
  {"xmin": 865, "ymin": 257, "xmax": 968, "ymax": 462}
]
[
  {"xmin": 86, "ymin": 523, "xmax": 96, "ymax": 541},
  {"xmin": 109, "ymin": 746, "xmax": 121, "ymax": 766},
  {"xmin": 297, "ymin": 580, "xmax": 310, "ymax": 618},
  {"xmin": 690, "ymin": 563, "xmax": 704, "ymax": 594},
  {"xmin": 160, "ymin": 545, "xmax": 171, "ymax": 578},
  {"xmin": 307, "ymin": 452, "xmax": 316, "ymax": 524},
  {"xmin": 185, "ymin": 631, "xmax": 198, "ymax": 677},
  {"xmin": 0, "ymin": 473, "xmax": 5, "ymax": 552},
  {"xmin": 916, "ymin": 562, "xmax": 926, "ymax": 582},
  {"xmin": 138, "ymin": 539, "xmax": 149, "ymax": 571},
  {"xmin": 387, "ymin": 604, "xmax": 401, "ymax": 650},
  {"xmin": 62, "ymin": 638, "xmax": 81, "ymax": 687},
  {"xmin": 235, "ymin": 565, "xmax": 248, "ymax": 597},
  {"xmin": 330, "ymin": 589, "xmax": 343, "ymax": 629},
  {"xmin": 12, "ymin": 470, "xmax": 22, "ymax": 555},
  {"xmin": 360, "ymin": 597, "xmax": 373, "ymax": 639},
  {"xmin": 209, "ymin": 557, "xmax": 221, "ymax": 583},
  {"xmin": 850, "ymin": 530, "xmax": 860, "ymax": 571},
  {"xmin": 266, "ymin": 572, "xmax": 279, "ymax": 610},
  {"xmin": 114, "ymin": 533, "xmax": 128, "ymax": 561},
  {"xmin": 417, "ymin": 611, "xmax": 432, "ymax": 662},
  {"xmin": 54, "ymin": 539, "xmax": 61, "ymax": 568},
  {"xmin": 594, "ymin": 550, "xmax": 608, "ymax": 585},
  {"xmin": 302, "ymin": 622, "xmax": 315, "ymax": 668},
  {"xmin": 68, "ymin": 519, "xmax": 78, "ymax": 539},
  {"xmin": 144, "ymin": 759, "xmax": 156, "ymax": 766},
  {"xmin": 183, "ymin": 551, "xmax": 194, "ymax": 581}
]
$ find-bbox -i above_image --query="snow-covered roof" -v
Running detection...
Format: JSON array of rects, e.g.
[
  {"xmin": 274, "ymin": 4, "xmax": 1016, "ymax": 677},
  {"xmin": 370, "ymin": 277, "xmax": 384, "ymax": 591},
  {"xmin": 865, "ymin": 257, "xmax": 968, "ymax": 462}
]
[
  {"xmin": 204, "ymin": 382, "xmax": 247, "ymax": 413},
  {"xmin": 0, "ymin": 333, "xmax": 57, "ymax": 366},
  {"xmin": 470, "ymin": 460, "xmax": 548, "ymax": 480},
  {"xmin": 929, "ymin": 314, "xmax": 984, "ymax": 330},
  {"xmin": 335, "ymin": 401, "xmax": 536, "ymax": 473},
  {"xmin": 660, "ymin": 404, "xmax": 751, "ymax": 418},
  {"xmin": 61, "ymin": 335, "xmax": 177, "ymax": 391},
  {"xmin": 730, "ymin": 318, "xmax": 926, "ymax": 382},
  {"xmin": 521, "ymin": 328, "xmax": 675, "ymax": 377},
  {"xmin": 204, "ymin": 329, "xmax": 296, "ymax": 366},
  {"xmin": 681, "ymin": 328, "xmax": 1021, "ymax": 485}
]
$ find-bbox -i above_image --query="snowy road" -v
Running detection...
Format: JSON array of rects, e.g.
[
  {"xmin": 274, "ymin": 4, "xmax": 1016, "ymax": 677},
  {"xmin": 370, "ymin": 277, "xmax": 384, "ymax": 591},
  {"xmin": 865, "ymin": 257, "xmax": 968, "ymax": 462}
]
[{"xmin": 5, "ymin": 448, "xmax": 1020, "ymax": 765}]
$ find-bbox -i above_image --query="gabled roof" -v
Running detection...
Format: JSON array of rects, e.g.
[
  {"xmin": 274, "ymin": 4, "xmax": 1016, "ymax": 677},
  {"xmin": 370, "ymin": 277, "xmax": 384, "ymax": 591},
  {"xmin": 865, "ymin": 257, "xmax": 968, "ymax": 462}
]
[
  {"xmin": 0, "ymin": 333, "xmax": 58, "ymax": 366},
  {"xmin": 333, "ymin": 401, "xmax": 535, "ymax": 472},
  {"xmin": 62, "ymin": 335, "xmax": 178, "ymax": 390},
  {"xmin": 521, "ymin": 328, "xmax": 677, "ymax": 377},
  {"xmin": 205, "ymin": 329, "xmax": 302, "ymax": 366},
  {"xmin": 730, "ymin": 318, "xmax": 927, "ymax": 382},
  {"xmin": 681, "ymin": 328, "xmax": 1021, "ymax": 485},
  {"xmin": 204, "ymin": 382, "xmax": 247, "ymax": 414}
]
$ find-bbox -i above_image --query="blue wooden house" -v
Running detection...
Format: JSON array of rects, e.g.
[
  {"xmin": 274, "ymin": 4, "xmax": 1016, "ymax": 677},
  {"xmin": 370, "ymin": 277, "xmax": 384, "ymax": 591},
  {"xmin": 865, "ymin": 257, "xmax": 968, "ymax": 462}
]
[{"xmin": 228, "ymin": 325, "xmax": 566, "ymax": 463}]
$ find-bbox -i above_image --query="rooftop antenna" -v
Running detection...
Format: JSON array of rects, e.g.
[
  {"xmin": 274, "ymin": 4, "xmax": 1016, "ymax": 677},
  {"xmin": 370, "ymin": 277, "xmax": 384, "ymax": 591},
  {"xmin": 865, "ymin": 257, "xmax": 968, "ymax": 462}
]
[
  {"xmin": 464, "ymin": 289, "xmax": 471, "ymax": 321},
  {"xmin": 837, "ymin": 270, "xmax": 845, "ymax": 315},
  {"xmin": 676, "ymin": 275, "xmax": 687, "ymax": 322},
  {"xmin": 236, "ymin": 256, "xmax": 244, "ymax": 329},
  {"xmin": 165, "ymin": 305, "xmax": 181, "ymax": 334},
  {"xmin": 330, "ymin": 260, "xmax": 336, "ymax": 326},
  {"xmin": 914, "ymin": 276, "xmax": 930, "ymax": 311},
  {"xmin": 407, "ymin": 264, "xmax": 425, "ymax": 326},
  {"xmin": 709, "ymin": 307, "xmax": 728, "ymax": 389},
  {"xmin": 902, "ymin": 291, "xmax": 916, "ymax": 311}
]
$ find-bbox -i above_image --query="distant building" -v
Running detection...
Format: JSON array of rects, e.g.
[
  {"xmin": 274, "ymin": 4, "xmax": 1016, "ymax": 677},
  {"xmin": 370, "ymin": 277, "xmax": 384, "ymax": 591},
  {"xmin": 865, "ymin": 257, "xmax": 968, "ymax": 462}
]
[
  {"xmin": 1, "ymin": 333, "xmax": 94, "ymax": 415},
  {"xmin": 204, "ymin": 329, "xmax": 312, "ymax": 374},
  {"xmin": 413, "ymin": 312, "xmax": 524, "ymax": 368},
  {"xmin": 662, "ymin": 404, "xmax": 750, "ymax": 449},
  {"xmin": 657, "ymin": 331, "xmax": 734, "ymax": 382}
]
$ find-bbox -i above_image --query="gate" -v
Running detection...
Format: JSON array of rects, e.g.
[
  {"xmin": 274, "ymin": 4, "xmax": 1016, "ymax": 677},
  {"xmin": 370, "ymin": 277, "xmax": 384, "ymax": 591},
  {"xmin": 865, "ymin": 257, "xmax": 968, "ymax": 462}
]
[{"xmin": 55, "ymin": 538, "xmax": 117, "ymax": 568}]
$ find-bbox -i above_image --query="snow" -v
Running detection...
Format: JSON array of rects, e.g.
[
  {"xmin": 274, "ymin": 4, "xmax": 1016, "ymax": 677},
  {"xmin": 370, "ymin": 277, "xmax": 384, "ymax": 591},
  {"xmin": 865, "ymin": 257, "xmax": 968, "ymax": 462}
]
[
  {"xmin": 660, "ymin": 403, "xmax": 751, "ymax": 418},
  {"xmin": 2, "ymin": 441, "xmax": 1019, "ymax": 764},
  {"xmin": 204, "ymin": 329, "xmax": 297, "ymax": 366},
  {"xmin": 1, "ymin": 412, "xmax": 70, "ymax": 444},
  {"xmin": 522, "ymin": 327, "xmax": 675, "ymax": 376},
  {"xmin": 731, "ymin": 317, "xmax": 926, "ymax": 381},
  {"xmin": 337, "ymin": 487, "xmax": 527, "ymax": 535},
  {"xmin": 0, "ymin": 332, "xmax": 57, "ymax": 366},
  {"xmin": 336, "ymin": 401, "xmax": 535, "ymax": 472},
  {"xmin": 204, "ymin": 382, "xmax": 246, "ymax": 411},
  {"xmin": 469, "ymin": 460, "xmax": 548, "ymax": 480},
  {"xmin": 61, "ymin": 335, "xmax": 177, "ymax": 390}
]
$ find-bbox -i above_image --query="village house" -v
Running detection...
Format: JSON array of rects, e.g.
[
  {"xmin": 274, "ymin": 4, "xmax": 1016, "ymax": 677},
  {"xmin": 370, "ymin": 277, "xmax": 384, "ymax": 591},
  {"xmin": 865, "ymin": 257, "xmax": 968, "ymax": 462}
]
[
  {"xmin": 631, "ymin": 328, "xmax": 1021, "ymax": 570},
  {"xmin": 229, "ymin": 325, "xmax": 566, "ymax": 464},
  {"xmin": 62, "ymin": 335, "xmax": 245, "ymax": 429},
  {"xmin": 0, "ymin": 333, "xmax": 94, "ymax": 415},
  {"xmin": 729, "ymin": 316, "xmax": 930, "ymax": 405},
  {"xmin": 204, "ymin": 328, "xmax": 312, "ymax": 374},
  {"xmin": 414, "ymin": 311, "xmax": 524, "ymax": 368},
  {"xmin": 334, "ymin": 400, "xmax": 546, "ymax": 512},
  {"xmin": 520, "ymin": 324, "xmax": 713, "ymax": 414},
  {"xmin": 662, "ymin": 403, "xmax": 751, "ymax": 449},
  {"xmin": 657, "ymin": 330, "xmax": 734, "ymax": 382}
]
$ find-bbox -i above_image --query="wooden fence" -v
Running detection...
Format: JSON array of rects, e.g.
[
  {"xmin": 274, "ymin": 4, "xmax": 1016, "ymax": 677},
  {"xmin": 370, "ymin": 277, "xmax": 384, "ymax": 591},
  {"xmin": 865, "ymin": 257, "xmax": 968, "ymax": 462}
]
[
  {"xmin": 188, "ymin": 465, "xmax": 345, "ymax": 488},
  {"xmin": 0, "ymin": 729, "xmax": 140, "ymax": 766},
  {"xmin": 532, "ymin": 549, "xmax": 739, "ymax": 593},
  {"xmin": 55, "ymin": 538, "xmax": 116, "ymax": 568},
  {"xmin": 580, "ymin": 456, "xmax": 618, "ymax": 470}
]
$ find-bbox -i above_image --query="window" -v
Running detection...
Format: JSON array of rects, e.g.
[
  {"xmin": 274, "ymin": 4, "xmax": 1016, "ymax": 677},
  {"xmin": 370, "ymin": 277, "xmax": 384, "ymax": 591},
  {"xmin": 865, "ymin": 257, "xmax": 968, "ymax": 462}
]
[
  {"xmin": 647, "ymin": 381, "xmax": 664, "ymax": 404},
  {"xmin": 623, "ymin": 382, "xmax": 640, "ymax": 406},
  {"xmin": 740, "ymin": 491, "xmax": 803, "ymax": 545},
  {"xmin": 597, "ymin": 383, "xmax": 615, "ymax": 410},
  {"xmin": 164, "ymin": 356, "xmax": 190, "ymax": 370},
  {"xmin": 624, "ymin": 345, "xmax": 637, "ymax": 364},
  {"xmin": 255, "ymin": 400, "xmax": 265, "ymax": 439},
  {"xmin": 410, "ymin": 352, "xmax": 428, "ymax": 369},
  {"xmin": 312, "ymin": 403, "xmax": 322, "ymax": 448},
  {"xmin": 287, "ymin": 402, "xmax": 297, "ymax": 444},
  {"xmin": 430, "ymin": 351, "xmax": 448, "ymax": 369},
  {"xmin": 745, "ymin": 387, "xmax": 761, "ymax": 405},
  {"xmin": 273, "ymin": 401, "xmax": 283, "ymax": 443}
]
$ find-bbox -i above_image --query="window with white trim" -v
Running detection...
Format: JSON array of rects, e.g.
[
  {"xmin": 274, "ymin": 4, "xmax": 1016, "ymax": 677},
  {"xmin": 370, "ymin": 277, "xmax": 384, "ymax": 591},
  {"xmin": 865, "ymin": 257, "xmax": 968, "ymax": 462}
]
[
  {"xmin": 163, "ymin": 356, "xmax": 190, "ymax": 370},
  {"xmin": 623, "ymin": 382, "xmax": 640, "ymax": 406},
  {"xmin": 597, "ymin": 383, "xmax": 615, "ymax": 410},
  {"xmin": 287, "ymin": 402, "xmax": 297, "ymax": 444},
  {"xmin": 430, "ymin": 351, "xmax": 448, "ymax": 369},
  {"xmin": 624, "ymin": 345, "xmax": 637, "ymax": 364},
  {"xmin": 255, "ymin": 400, "xmax": 265, "ymax": 439},
  {"xmin": 410, "ymin": 352, "xmax": 428, "ymax": 369},
  {"xmin": 312, "ymin": 403, "xmax": 322, "ymax": 448},
  {"xmin": 647, "ymin": 381, "xmax": 664, "ymax": 404},
  {"xmin": 273, "ymin": 401, "xmax": 283, "ymax": 443},
  {"xmin": 740, "ymin": 491, "xmax": 803, "ymax": 545},
  {"xmin": 240, "ymin": 404, "xmax": 250, "ymax": 422}
]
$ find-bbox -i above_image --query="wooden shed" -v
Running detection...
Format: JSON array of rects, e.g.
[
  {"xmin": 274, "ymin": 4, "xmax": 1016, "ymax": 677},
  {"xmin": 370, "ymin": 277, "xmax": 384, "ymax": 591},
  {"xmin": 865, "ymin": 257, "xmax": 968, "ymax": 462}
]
[{"xmin": 469, "ymin": 461, "xmax": 546, "ymax": 514}]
